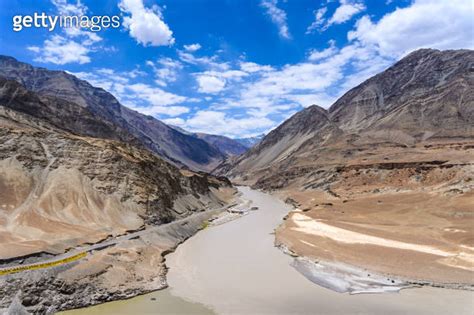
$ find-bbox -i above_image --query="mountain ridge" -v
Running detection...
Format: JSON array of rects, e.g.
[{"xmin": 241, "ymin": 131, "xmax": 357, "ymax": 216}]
[
  {"xmin": 0, "ymin": 55, "xmax": 226, "ymax": 172},
  {"xmin": 220, "ymin": 48, "xmax": 474, "ymax": 182},
  {"xmin": 216, "ymin": 48, "xmax": 474, "ymax": 289}
]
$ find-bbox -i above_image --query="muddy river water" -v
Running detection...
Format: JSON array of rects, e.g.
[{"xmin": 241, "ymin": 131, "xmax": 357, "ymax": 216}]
[{"xmin": 64, "ymin": 187, "xmax": 474, "ymax": 314}]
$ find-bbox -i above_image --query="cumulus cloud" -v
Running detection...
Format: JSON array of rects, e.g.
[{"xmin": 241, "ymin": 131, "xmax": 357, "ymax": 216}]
[
  {"xmin": 128, "ymin": 83, "xmax": 187, "ymax": 106},
  {"xmin": 147, "ymin": 57, "xmax": 183, "ymax": 86},
  {"xmin": 260, "ymin": 0, "xmax": 291, "ymax": 39},
  {"xmin": 51, "ymin": 0, "xmax": 87, "ymax": 15},
  {"xmin": 348, "ymin": 0, "xmax": 474, "ymax": 57},
  {"xmin": 307, "ymin": 0, "xmax": 365, "ymax": 33},
  {"xmin": 183, "ymin": 43, "xmax": 202, "ymax": 52},
  {"xmin": 239, "ymin": 61, "xmax": 274, "ymax": 73},
  {"xmin": 196, "ymin": 75, "xmax": 227, "ymax": 93},
  {"xmin": 195, "ymin": 69, "xmax": 249, "ymax": 94},
  {"xmin": 28, "ymin": 0, "xmax": 102, "ymax": 65},
  {"xmin": 306, "ymin": 7, "xmax": 327, "ymax": 34},
  {"xmin": 328, "ymin": 0, "xmax": 365, "ymax": 26},
  {"xmin": 49, "ymin": 0, "xmax": 474, "ymax": 138},
  {"xmin": 28, "ymin": 35, "xmax": 93, "ymax": 65},
  {"xmin": 128, "ymin": 104, "xmax": 189, "ymax": 116},
  {"xmin": 308, "ymin": 40, "xmax": 338, "ymax": 61},
  {"xmin": 119, "ymin": 0, "xmax": 175, "ymax": 47},
  {"xmin": 178, "ymin": 51, "xmax": 230, "ymax": 70},
  {"xmin": 167, "ymin": 110, "xmax": 275, "ymax": 138},
  {"xmin": 73, "ymin": 67, "xmax": 189, "ymax": 117}
]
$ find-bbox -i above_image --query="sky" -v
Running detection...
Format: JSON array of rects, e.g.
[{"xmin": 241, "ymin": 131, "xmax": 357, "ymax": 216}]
[{"xmin": 0, "ymin": 0, "xmax": 473, "ymax": 138}]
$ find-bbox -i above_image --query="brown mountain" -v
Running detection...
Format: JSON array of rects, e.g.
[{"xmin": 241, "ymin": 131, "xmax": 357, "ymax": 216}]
[
  {"xmin": 220, "ymin": 49, "xmax": 474, "ymax": 287},
  {"xmin": 223, "ymin": 49, "xmax": 474, "ymax": 184},
  {"xmin": 0, "ymin": 55, "xmax": 226, "ymax": 172},
  {"xmin": 194, "ymin": 133, "xmax": 248, "ymax": 156},
  {"xmin": 0, "ymin": 71, "xmax": 235, "ymax": 311},
  {"xmin": 168, "ymin": 125, "xmax": 250, "ymax": 157}
]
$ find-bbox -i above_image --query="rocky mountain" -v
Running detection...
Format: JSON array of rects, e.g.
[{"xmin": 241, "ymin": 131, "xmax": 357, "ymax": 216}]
[
  {"xmin": 194, "ymin": 133, "xmax": 248, "ymax": 156},
  {"xmin": 218, "ymin": 48, "xmax": 474, "ymax": 288},
  {"xmin": 169, "ymin": 125, "xmax": 250, "ymax": 157},
  {"xmin": 222, "ymin": 49, "xmax": 474, "ymax": 184},
  {"xmin": 0, "ymin": 55, "xmax": 226, "ymax": 172},
  {"xmin": 234, "ymin": 134, "xmax": 264, "ymax": 148},
  {"xmin": 0, "ymin": 69, "xmax": 235, "ymax": 312}
]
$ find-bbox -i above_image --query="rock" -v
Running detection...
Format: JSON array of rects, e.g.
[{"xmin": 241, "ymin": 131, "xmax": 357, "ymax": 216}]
[
  {"xmin": 0, "ymin": 55, "xmax": 226, "ymax": 172},
  {"xmin": 217, "ymin": 49, "xmax": 474, "ymax": 188},
  {"xmin": 5, "ymin": 292, "xmax": 30, "ymax": 315}
]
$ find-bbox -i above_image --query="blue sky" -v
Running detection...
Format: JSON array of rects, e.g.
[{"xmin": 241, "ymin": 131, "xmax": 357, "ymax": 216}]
[{"xmin": 0, "ymin": 0, "xmax": 472, "ymax": 138}]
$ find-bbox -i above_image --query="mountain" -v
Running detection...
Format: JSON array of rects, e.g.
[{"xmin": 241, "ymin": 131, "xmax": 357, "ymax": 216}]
[
  {"xmin": 218, "ymin": 49, "xmax": 474, "ymax": 286},
  {"xmin": 222, "ymin": 49, "xmax": 474, "ymax": 184},
  {"xmin": 0, "ymin": 68, "xmax": 235, "ymax": 311},
  {"xmin": 0, "ymin": 73, "xmax": 235, "ymax": 258},
  {"xmin": 194, "ymin": 133, "xmax": 248, "ymax": 156},
  {"xmin": 169, "ymin": 125, "xmax": 249, "ymax": 157},
  {"xmin": 0, "ymin": 55, "xmax": 226, "ymax": 172},
  {"xmin": 234, "ymin": 134, "xmax": 264, "ymax": 148}
]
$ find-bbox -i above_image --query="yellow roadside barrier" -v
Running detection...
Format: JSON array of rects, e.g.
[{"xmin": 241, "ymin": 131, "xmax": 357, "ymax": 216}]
[{"xmin": 0, "ymin": 252, "xmax": 87, "ymax": 276}]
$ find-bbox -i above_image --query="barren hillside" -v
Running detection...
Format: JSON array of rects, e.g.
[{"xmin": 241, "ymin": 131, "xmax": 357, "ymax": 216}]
[{"xmin": 219, "ymin": 49, "xmax": 474, "ymax": 287}]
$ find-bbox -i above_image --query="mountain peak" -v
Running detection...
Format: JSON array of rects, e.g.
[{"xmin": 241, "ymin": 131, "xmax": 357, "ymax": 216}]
[
  {"xmin": 0, "ymin": 55, "xmax": 18, "ymax": 62},
  {"xmin": 221, "ymin": 48, "xmax": 474, "ymax": 182},
  {"xmin": 0, "ymin": 56, "xmax": 226, "ymax": 172}
]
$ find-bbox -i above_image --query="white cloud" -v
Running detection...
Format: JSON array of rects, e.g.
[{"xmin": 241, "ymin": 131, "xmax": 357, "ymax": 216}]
[
  {"xmin": 261, "ymin": 0, "xmax": 291, "ymax": 39},
  {"xmin": 162, "ymin": 117, "xmax": 186, "ymax": 126},
  {"xmin": 51, "ymin": 0, "xmax": 87, "ymax": 15},
  {"xmin": 54, "ymin": 0, "xmax": 474, "ymax": 138},
  {"xmin": 183, "ymin": 43, "xmax": 202, "ymax": 52},
  {"xmin": 195, "ymin": 69, "xmax": 249, "ymax": 94},
  {"xmin": 196, "ymin": 75, "xmax": 226, "ymax": 93},
  {"xmin": 128, "ymin": 83, "xmax": 187, "ymax": 106},
  {"xmin": 73, "ymin": 68, "xmax": 189, "ymax": 117},
  {"xmin": 28, "ymin": 0, "xmax": 102, "ymax": 65},
  {"xmin": 239, "ymin": 61, "xmax": 274, "ymax": 73},
  {"xmin": 306, "ymin": 7, "xmax": 327, "ymax": 34},
  {"xmin": 172, "ymin": 110, "xmax": 275, "ymax": 138},
  {"xmin": 307, "ymin": 1, "xmax": 365, "ymax": 33},
  {"xmin": 147, "ymin": 57, "xmax": 183, "ymax": 87},
  {"xmin": 348, "ymin": 0, "xmax": 474, "ymax": 58},
  {"xmin": 308, "ymin": 40, "xmax": 338, "ymax": 61},
  {"xmin": 28, "ymin": 35, "xmax": 92, "ymax": 65},
  {"xmin": 328, "ymin": 1, "xmax": 365, "ymax": 26},
  {"xmin": 128, "ymin": 104, "xmax": 189, "ymax": 116},
  {"xmin": 203, "ymin": 70, "xmax": 249, "ymax": 80},
  {"xmin": 119, "ymin": 0, "xmax": 175, "ymax": 47},
  {"xmin": 205, "ymin": 40, "xmax": 394, "ymax": 118},
  {"xmin": 178, "ymin": 51, "xmax": 230, "ymax": 70}
]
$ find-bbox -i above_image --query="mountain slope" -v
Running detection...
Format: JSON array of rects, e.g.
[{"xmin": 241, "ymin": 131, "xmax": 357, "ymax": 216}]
[
  {"xmin": 223, "ymin": 49, "xmax": 474, "ymax": 183},
  {"xmin": 168, "ymin": 125, "xmax": 250, "ymax": 157},
  {"xmin": 234, "ymin": 135, "xmax": 264, "ymax": 148},
  {"xmin": 0, "ymin": 75, "xmax": 234, "ymax": 259},
  {"xmin": 0, "ymin": 55, "xmax": 225, "ymax": 172},
  {"xmin": 0, "ymin": 74, "xmax": 236, "ymax": 312},
  {"xmin": 194, "ymin": 133, "xmax": 248, "ymax": 156},
  {"xmin": 219, "ymin": 48, "xmax": 474, "ymax": 287}
]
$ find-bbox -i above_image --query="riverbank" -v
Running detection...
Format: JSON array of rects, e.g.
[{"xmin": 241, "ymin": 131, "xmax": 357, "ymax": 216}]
[
  {"xmin": 274, "ymin": 188, "xmax": 474, "ymax": 293},
  {"xmin": 70, "ymin": 187, "xmax": 472, "ymax": 315},
  {"xmin": 0, "ymin": 187, "xmax": 238, "ymax": 314}
]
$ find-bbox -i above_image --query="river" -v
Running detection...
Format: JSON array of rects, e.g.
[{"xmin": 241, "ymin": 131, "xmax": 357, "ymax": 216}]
[{"xmin": 63, "ymin": 187, "xmax": 474, "ymax": 314}]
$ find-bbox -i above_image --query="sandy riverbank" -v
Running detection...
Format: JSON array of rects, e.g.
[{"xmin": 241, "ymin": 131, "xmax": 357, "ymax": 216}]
[
  {"xmin": 52, "ymin": 187, "xmax": 474, "ymax": 314},
  {"xmin": 0, "ymin": 187, "xmax": 238, "ymax": 314},
  {"xmin": 274, "ymin": 186, "xmax": 474, "ymax": 290}
]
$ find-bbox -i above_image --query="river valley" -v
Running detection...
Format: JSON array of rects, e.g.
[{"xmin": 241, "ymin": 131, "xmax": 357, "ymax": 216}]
[{"xmin": 63, "ymin": 187, "xmax": 474, "ymax": 315}]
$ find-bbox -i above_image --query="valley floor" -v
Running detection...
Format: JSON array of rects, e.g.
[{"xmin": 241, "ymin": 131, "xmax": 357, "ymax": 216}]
[
  {"xmin": 62, "ymin": 187, "xmax": 474, "ymax": 315},
  {"xmin": 275, "ymin": 182, "xmax": 474, "ymax": 288}
]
